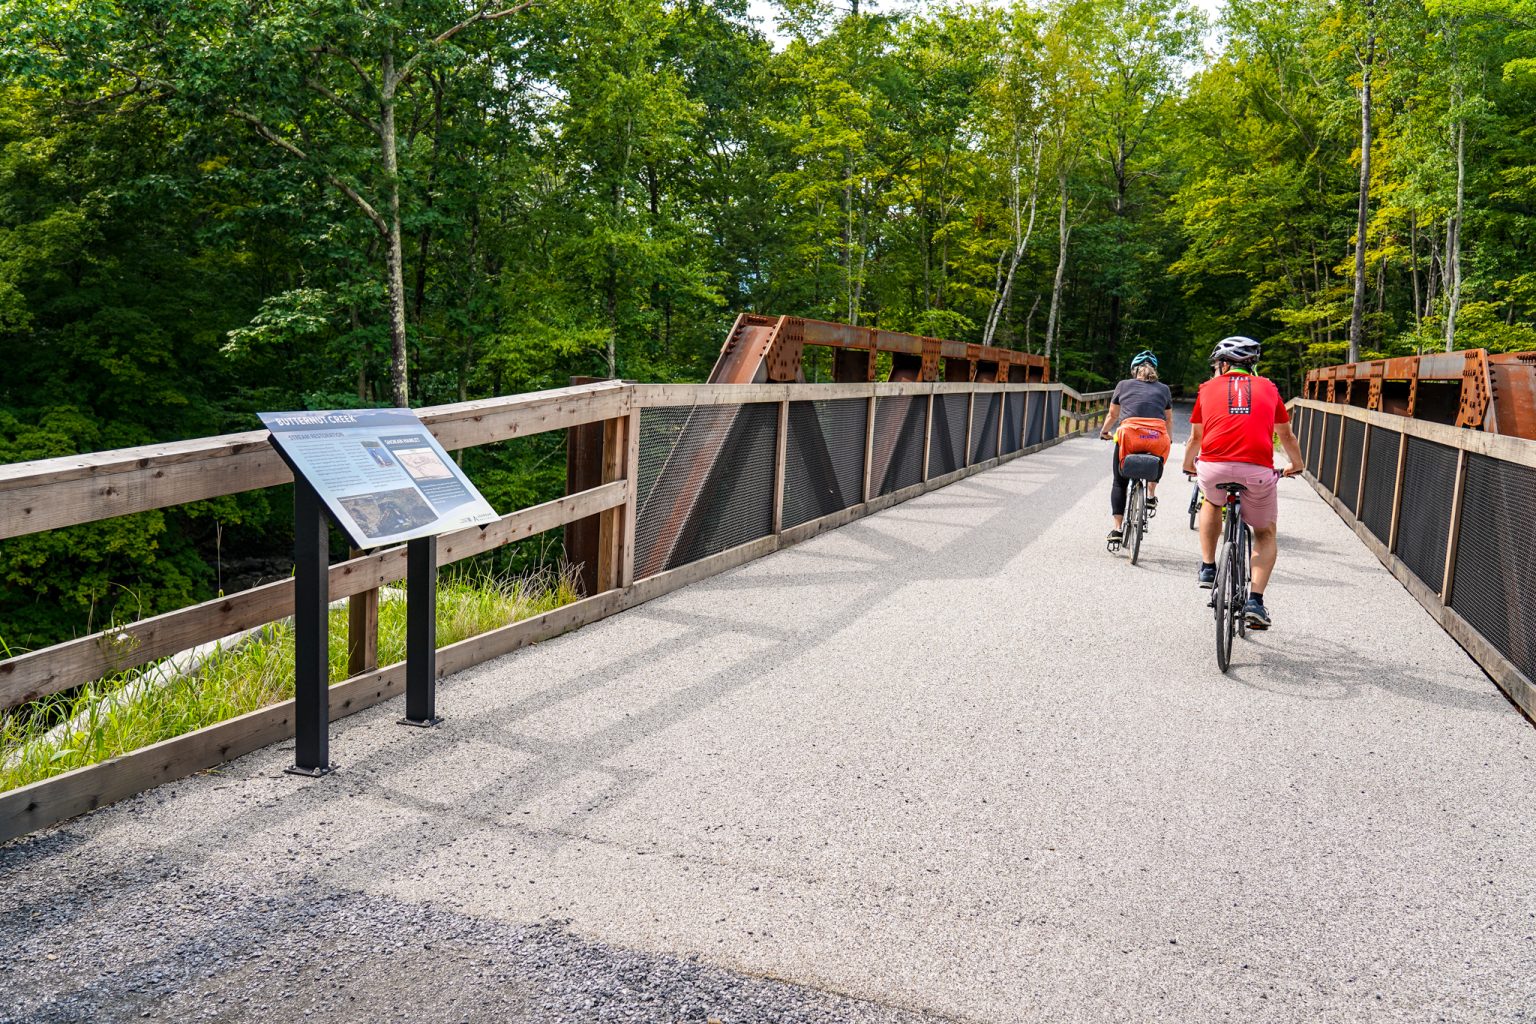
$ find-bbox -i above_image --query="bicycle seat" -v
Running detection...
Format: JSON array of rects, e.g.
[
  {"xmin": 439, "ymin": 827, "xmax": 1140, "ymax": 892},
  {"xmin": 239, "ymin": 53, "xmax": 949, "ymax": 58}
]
[{"xmin": 1218, "ymin": 482, "xmax": 1247, "ymax": 495}]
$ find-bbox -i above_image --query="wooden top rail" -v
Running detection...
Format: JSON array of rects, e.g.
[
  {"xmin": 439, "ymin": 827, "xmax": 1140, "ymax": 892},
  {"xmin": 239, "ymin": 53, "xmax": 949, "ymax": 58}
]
[
  {"xmin": 1289, "ymin": 398, "xmax": 1536, "ymax": 470},
  {"xmin": 0, "ymin": 380, "xmax": 631, "ymax": 541}
]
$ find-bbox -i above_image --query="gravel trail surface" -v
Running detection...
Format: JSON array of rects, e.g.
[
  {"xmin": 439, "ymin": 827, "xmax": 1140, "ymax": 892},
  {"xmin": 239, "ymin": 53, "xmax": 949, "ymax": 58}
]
[{"xmin": 4, "ymin": 436, "xmax": 1534, "ymax": 1023}]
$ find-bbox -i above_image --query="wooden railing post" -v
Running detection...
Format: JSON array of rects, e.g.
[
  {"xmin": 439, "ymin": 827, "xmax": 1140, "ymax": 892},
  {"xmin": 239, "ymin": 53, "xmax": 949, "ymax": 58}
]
[
  {"xmin": 596, "ymin": 414, "xmax": 628, "ymax": 592},
  {"xmin": 1388, "ymin": 431, "xmax": 1410, "ymax": 553},
  {"xmin": 922, "ymin": 392, "xmax": 934, "ymax": 481},
  {"xmin": 862, "ymin": 394, "xmax": 877, "ymax": 502},
  {"xmin": 1441, "ymin": 448, "xmax": 1469, "ymax": 601},
  {"xmin": 345, "ymin": 547, "xmax": 378, "ymax": 677},
  {"xmin": 772, "ymin": 397, "xmax": 789, "ymax": 534},
  {"xmin": 963, "ymin": 391, "xmax": 975, "ymax": 466}
]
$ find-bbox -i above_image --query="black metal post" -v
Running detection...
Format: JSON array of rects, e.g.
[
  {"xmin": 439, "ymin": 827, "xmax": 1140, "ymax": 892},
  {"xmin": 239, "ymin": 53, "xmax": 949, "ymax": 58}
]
[
  {"xmin": 400, "ymin": 535, "xmax": 442, "ymax": 727},
  {"xmin": 287, "ymin": 478, "xmax": 334, "ymax": 776}
]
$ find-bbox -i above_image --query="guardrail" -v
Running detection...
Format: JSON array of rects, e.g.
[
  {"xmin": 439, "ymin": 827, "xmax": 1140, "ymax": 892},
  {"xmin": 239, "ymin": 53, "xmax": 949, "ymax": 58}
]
[
  {"xmin": 1290, "ymin": 398, "xmax": 1536, "ymax": 722},
  {"xmin": 0, "ymin": 378, "xmax": 1110, "ymax": 840}
]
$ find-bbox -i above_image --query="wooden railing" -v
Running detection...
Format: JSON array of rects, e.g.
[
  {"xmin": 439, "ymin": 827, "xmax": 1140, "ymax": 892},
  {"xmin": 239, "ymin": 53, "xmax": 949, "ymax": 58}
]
[
  {"xmin": 0, "ymin": 379, "xmax": 1109, "ymax": 840},
  {"xmin": 1290, "ymin": 398, "xmax": 1536, "ymax": 722}
]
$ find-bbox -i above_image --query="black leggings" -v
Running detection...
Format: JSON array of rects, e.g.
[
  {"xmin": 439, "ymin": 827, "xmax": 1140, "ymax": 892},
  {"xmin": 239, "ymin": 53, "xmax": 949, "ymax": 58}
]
[{"xmin": 1109, "ymin": 445, "xmax": 1164, "ymax": 516}]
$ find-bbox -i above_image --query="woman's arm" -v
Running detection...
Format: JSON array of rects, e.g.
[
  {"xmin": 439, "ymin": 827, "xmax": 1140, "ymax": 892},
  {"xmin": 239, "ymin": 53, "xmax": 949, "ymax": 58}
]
[{"xmin": 1099, "ymin": 401, "xmax": 1121, "ymax": 439}]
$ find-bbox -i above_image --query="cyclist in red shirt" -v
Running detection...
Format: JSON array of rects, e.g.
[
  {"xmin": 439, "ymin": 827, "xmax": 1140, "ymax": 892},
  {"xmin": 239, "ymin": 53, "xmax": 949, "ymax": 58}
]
[{"xmin": 1180, "ymin": 336, "xmax": 1306, "ymax": 629}]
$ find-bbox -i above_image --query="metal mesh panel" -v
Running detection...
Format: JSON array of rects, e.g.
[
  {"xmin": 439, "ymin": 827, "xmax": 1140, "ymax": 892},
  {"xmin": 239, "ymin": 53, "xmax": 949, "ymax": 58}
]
[
  {"xmin": 1360, "ymin": 427, "xmax": 1400, "ymax": 542},
  {"xmin": 1025, "ymin": 393, "xmax": 1045, "ymax": 447},
  {"xmin": 1002, "ymin": 393, "xmax": 1024, "ymax": 454},
  {"xmin": 1306, "ymin": 408, "xmax": 1324, "ymax": 472},
  {"xmin": 871, "ymin": 395, "xmax": 925, "ymax": 496},
  {"xmin": 1319, "ymin": 414, "xmax": 1341, "ymax": 493},
  {"xmin": 930, "ymin": 394, "xmax": 969, "ymax": 478},
  {"xmin": 782, "ymin": 398, "xmax": 868, "ymax": 530},
  {"xmin": 1295, "ymin": 407, "xmax": 1310, "ymax": 452},
  {"xmin": 634, "ymin": 403, "xmax": 777, "ymax": 578},
  {"xmin": 971, "ymin": 393, "xmax": 1000, "ymax": 464},
  {"xmin": 1395, "ymin": 436, "xmax": 1458, "ymax": 592},
  {"xmin": 1044, "ymin": 392, "xmax": 1062, "ymax": 440},
  {"xmin": 1338, "ymin": 420, "xmax": 1366, "ymax": 514},
  {"xmin": 1451, "ymin": 455, "xmax": 1536, "ymax": 682}
]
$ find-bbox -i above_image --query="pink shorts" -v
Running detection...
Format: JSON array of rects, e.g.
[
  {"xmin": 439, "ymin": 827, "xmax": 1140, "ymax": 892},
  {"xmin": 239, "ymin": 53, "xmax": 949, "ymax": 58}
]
[{"xmin": 1197, "ymin": 461, "xmax": 1280, "ymax": 529}]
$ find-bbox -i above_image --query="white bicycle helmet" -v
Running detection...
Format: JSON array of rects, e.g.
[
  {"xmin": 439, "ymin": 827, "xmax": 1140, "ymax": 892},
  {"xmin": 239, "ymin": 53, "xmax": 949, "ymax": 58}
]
[{"xmin": 1209, "ymin": 335, "xmax": 1261, "ymax": 366}]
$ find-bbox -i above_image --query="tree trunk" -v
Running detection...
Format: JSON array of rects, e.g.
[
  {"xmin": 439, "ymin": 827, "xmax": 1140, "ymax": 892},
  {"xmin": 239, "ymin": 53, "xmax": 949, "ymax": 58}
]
[
  {"xmin": 1444, "ymin": 116, "xmax": 1466, "ymax": 352},
  {"xmin": 1044, "ymin": 167, "xmax": 1071, "ymax": 364},
  {"xmin": 982, "ymin": 134, "xmax": 1041, "ymax": 347},
  {"xmin": 1409, "ymin": 210, "xmax": 1422, "ymax": 331},
  {"xmin": 1348, "ymin": 8, "xmax": 1375, "ymax": 364},
  {"xmin": 380, "ymin": 51, "xmax": 409, "ymax": 407}
]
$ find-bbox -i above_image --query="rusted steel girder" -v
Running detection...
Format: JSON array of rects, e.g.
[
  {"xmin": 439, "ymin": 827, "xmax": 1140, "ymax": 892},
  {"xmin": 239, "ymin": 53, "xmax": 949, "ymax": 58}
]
[
  {"xmin": 1304, "ymin": 349, "xmax": 1536, "ymax": 441},
  {"xmin": 708, "ymin": 314, "xmax": 1049, "ymax": 385}
]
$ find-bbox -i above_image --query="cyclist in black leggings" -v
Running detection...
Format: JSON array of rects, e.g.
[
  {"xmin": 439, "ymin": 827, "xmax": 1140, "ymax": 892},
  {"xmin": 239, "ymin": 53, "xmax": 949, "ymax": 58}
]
[{"xmin": 1099, "ymin": 351, "xmax": 1174, "ymax": 547}]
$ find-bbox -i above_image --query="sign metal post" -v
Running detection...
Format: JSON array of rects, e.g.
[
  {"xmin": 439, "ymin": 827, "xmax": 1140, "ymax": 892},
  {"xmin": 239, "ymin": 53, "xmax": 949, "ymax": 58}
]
[
  {"xmin": 400, "ymin": 535, "xmax": 441, "ymax": 727},
  {"xmin": 287, "ymin": 477, "xmax": 333, "ymax": 777}
]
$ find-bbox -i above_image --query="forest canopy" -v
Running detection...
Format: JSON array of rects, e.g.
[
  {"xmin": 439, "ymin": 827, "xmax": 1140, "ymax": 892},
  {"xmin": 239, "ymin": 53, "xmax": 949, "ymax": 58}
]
[{"xmin": 1, "ymin": 0, "xmax": 1533, "ymax": 648}]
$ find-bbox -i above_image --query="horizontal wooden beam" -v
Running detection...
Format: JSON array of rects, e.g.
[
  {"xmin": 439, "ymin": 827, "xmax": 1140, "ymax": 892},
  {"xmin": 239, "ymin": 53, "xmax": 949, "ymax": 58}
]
[
  {"xmin": 1289, "ymin": 398, "xmax": 1536, "ymax": 470},
  {"xmin": 0, "ymin": 480, "xmax": 627, "ymax": 709},
  {"xmin": 0, "ymin": 381, "xmax": 631, "ymax": 540},
  {"xmin": 629, "ymin": 381, "xmax": 1060, "ymax": 408}
]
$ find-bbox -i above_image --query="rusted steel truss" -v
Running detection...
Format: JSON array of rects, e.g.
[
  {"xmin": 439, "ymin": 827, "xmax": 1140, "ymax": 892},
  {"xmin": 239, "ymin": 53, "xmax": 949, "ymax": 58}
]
[
  {"xmin": 709, "ymin": 314, "xmax": 1050, "ymax": 385},
  {"xmin": 1304, "ymin": 349, "xmax": 1536, "ymax": 441}
]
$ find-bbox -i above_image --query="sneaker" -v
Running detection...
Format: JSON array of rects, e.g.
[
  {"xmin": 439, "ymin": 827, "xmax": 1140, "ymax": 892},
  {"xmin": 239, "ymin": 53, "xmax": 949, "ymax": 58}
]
[
  {"xmin": 1146, "ymin": 496, "xmax": 1159, "ymax": 517},
  {"xmin": 1243, "ymin": 597, "xmax": 1272, "ymax": 630},
  {"xmin": 1106, "ymin": 529, "xmax": 1123, "ymax": 551},
  {"xmin": 1197, "ymin": 564, "xmax": 1216, "ymax": 588}
]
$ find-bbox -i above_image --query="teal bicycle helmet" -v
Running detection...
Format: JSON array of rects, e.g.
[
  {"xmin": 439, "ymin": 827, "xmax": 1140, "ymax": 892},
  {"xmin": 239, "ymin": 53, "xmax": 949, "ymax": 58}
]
[{"xmin": 1130, "ymin": 350, "xmax": 1158, "ymax": 370}]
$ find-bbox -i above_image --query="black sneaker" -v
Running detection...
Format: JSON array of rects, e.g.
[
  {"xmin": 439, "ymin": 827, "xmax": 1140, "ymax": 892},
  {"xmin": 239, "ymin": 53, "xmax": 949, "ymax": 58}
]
[
  {"xmin": 1243, "ymin": 597, "xmax": 1272, "ymax": 630},
  {"xmin": 1106, "ymin": 529, "xmax": 1123, "ymax": 552},
  {"xmin": 1197, "ymin": 564, "xmax": 1216, "ymax": 588},
  {"xmin": 1146, "ymin": 496, "xmax": 1158, "ymax": 517}
]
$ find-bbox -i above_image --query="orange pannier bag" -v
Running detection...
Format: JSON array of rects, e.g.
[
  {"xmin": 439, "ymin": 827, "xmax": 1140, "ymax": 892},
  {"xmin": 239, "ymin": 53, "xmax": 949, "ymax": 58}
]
[{"xmin": 1116, "ymin": 416, "xmax": 1171, "ymax": 466}]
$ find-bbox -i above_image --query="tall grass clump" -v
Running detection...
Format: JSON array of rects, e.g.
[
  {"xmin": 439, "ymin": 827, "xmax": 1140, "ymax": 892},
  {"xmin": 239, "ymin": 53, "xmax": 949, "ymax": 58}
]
[{"xmin": 0, "ymin": 566, "xmax": 579, "ymax": 793}]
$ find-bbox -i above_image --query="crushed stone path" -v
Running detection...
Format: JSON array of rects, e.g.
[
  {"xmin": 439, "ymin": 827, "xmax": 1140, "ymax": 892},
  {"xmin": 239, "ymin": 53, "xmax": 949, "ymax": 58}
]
[{"xmin": 3, "ymin": 437, "xmax": 1534, "ymax": 1023}]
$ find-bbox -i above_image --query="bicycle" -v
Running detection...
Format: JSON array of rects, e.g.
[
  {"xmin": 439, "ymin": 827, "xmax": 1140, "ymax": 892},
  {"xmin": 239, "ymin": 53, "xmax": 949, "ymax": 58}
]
[
  {"xmin": 1187, "ymin": 482, "xmax": 1202, "ymax": 531},
  {"xmin": 1208, "ymin": 481, "xmax": 1252, "ymax": 672},
  {"xmin": 1104, "ymin": 435, "xmax": 1162, "ymax": 565}
]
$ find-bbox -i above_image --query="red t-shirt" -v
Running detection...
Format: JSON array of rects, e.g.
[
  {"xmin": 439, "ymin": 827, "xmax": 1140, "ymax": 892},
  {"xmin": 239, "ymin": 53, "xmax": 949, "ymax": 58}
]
[{"xmin": 1189, "ymin": 371, "xmax": 1289, "ymax": 466}]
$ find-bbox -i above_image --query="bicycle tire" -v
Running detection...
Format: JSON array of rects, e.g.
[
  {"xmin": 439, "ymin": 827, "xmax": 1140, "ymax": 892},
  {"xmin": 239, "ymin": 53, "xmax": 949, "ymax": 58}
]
[
  {"xmin": 1214, "ymin": 549, "xmax": 1234, "ymax": 672},
  {"xmin": 1128, "ymin": 483, "xmax": 1145, "ymax": 565},
  {"xmin": 1236, "ymin": 524, "xmax": 1252, "ymax": 640},
  {"xmin": 1188, "ymin": 484, "xmax": 1200, "ymax": 531}
]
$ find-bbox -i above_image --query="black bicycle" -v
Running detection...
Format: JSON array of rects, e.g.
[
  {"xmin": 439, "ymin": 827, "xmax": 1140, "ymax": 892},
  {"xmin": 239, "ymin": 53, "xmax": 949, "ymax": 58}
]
[
  {"xmin": 1107, "ymin": 445, "xmax": 1162, "ymax": 566},
  {"xmin": 1187, "ymin": 482, "xmax": 1202, "ymax": 531},
  {"xmin": 1210, "ymin": 481, "xmax": 1252, "ymax": 673}
]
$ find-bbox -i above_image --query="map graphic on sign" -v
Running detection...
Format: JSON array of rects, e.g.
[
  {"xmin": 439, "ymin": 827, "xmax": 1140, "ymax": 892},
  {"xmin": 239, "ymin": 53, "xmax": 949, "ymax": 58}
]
[{"xmin": 260, "ymin": 408, "xmax": 499, "ymax": 548}]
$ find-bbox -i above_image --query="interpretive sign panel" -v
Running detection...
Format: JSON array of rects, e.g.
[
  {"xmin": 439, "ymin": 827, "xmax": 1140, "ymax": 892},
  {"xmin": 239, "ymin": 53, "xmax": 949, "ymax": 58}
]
[{"xmin": 260, "ymin": 409, "xmax": 498, "ymax": 549}]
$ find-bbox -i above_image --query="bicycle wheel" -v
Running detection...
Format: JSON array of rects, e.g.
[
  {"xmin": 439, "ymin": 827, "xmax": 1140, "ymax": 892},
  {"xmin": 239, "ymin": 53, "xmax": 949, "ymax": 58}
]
[
  {"xmin": 1214, "ymin": 546, "xmax": 1234, "ymax": 672},
  {"xmin": 1128, "ymin": 483, "xmax": 1145, "ymax": 565},
  {"xmin": 1236, "ymin": 524, "xmax": 1252, "ymax": 639},
  {"xmin": 1188, "ymin": 484, "xmax": 1201, "ymax": 531}
]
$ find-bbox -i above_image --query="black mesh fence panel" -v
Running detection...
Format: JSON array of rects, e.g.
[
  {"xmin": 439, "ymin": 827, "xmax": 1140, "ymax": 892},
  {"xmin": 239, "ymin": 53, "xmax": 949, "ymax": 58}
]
[
  {"xmin": 1319, "ymin": 414, "xmax": 1341, "ymax": 493},
  {"xmin": 782, "ymin": 398, "xmax": 868, "ymax": 530},
  {"xmin": 634, "ymin": 403, "xmax": 777, "ymax": 578},
  {"xmin": 1025, "ymin": 393, "xmax": 1045, "ymax": 447},
  {"xmin": 1296, "ymin": 408, "xmax": 1311, "ymax": 452},
  {"xmin": 1045, "ymin": 392, "xmax": 1062, "ymax": 440},
  {"xmin": 1395, "ymin": 436, "xmax": 1458, "ymax": 592},
  {"xmin": 1306, "ymin": 408, "xmax": 1323, "ymax": 472},
  {"xmin": 871, "ymin": 395, "xmax": 925, "ymax": 496},
  {"xmin": 1451, "ymin": 455, "xmax": 1536, "ymax": 682},
  {"xmin": 971, "ymin": 393, "xmax": 1000, "ymax": 463},
  {"xmin": 1338, "ymin": 420, "xmax": 1366, "ymax": 514},
  {"xmin": 930, "ymin": 394, "xmax": 969, "ymax": 478},
  {"xmin": 1003, "ymin": 393, "xmax": 1024, "ymax": 454},
  {"xmin": 1361, "ymin": 427, "xmax": 1400, "ymax": 542}
]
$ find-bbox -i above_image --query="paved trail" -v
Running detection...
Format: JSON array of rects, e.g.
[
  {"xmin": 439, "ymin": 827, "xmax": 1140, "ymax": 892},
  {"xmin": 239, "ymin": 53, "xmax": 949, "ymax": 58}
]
[{"xmin": 4, "ymin": 437, "xmax": 1534, "ymax": 1023}]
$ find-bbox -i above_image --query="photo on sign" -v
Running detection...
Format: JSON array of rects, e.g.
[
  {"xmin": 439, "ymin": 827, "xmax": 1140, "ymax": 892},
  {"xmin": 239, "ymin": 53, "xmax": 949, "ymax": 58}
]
[
  {"xmin": 360, "ymin": 441, "xmax": 394, "ymax": 468},
  {"xmin": 338, "ymin": 487, "xmax": 438, "ymax": 540},
  {"xmin": 393, "ymin": 445, "xmax": 454, "ymax": 481}
]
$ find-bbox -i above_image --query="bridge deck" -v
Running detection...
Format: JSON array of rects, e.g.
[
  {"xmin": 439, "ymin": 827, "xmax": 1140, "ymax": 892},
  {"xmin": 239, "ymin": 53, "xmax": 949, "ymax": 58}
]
[{"xmin": 3, "ymin": 437, "xmax": 1534, "ymax": 1023}]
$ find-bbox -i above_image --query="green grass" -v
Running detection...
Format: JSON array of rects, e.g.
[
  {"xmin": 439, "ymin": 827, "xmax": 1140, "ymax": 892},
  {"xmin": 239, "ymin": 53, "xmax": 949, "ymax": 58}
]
[{"xmin": 0, "ymin": 568, "xmax": 577, "ymax": 793}]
